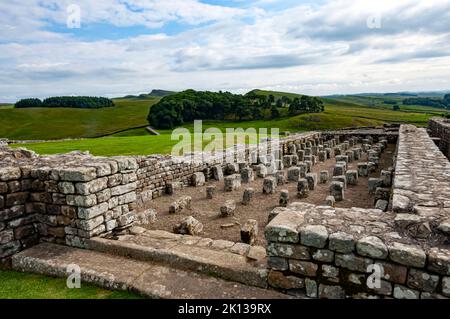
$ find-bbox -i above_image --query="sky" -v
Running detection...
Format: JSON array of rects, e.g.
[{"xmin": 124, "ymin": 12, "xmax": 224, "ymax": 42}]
[{"xmin": 1, "ymin": 0, "xmax": 450, "ymax": 102}]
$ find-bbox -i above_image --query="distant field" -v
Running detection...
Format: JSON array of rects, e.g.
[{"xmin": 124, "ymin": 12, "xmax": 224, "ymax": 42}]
[
  {"xmin": 0, "ymin": 97, "xmax": 158, "ymax": 140},
  {"xmin": 11, "ymin": 99, "xmax": 435, "ymax": 156},
  {"xmin": 3, "ymin": 89, "xmax": 443, "ymax": 156}
]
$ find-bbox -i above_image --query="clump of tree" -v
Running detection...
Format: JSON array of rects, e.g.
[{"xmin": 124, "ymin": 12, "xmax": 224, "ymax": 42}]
[
  {"xmin": 14, "ymin": 98, "xmax": 43, "ymax": 108},
  {"xmin": 403, "ymin": 96, "xmax": 450, "ymax": 110},
  {"xmin": 147, "ymin": 90, "xmax": 325, "ymax": 129},
  {"xmin": 287, "ymin": 96, "xmax": 324, "ymax": 115},
  {"xmin": 15, "ymin": 96, "xmax": 114, "ymax": 109}
]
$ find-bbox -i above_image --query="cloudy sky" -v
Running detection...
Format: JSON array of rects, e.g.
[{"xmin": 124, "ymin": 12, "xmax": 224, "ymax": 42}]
[{"xmin": 1, "ymin": 0, "xmax": 450, "ymax": 102}]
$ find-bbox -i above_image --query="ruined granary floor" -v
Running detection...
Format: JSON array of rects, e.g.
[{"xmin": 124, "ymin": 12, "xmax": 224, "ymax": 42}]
[{"xmin": 139, "ymin": 144, "xmax": 396, "ymax": 246}]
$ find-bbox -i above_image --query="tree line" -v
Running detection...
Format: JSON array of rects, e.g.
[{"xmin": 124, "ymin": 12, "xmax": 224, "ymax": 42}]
[
  {"xmin": 403, "ymin": 95, "xmax": 450, "ymax": 110},
  {"xmin": 15, "ymin": 96, "xmax": 114, "ymax": 109},
  {"xmin": 147, "ymin": 90, "xmax": 324, "ymax": 129}
]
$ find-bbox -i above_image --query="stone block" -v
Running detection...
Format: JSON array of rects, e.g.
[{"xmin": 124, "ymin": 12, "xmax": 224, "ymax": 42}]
[
  {"xmin": 305, "ymin": 173, "xmax": 317, "ymax": 191},
  {"xmin": 393, "ymin": 285, "xmax": 420, "ymax": 299},
  {"xmin": 356, "ymin": 236, "xmax": 388, "ymax": 259},
  {"xmin": 240, "ymin": 167, "xmax": 254, "ymax": 183},
  {"xmin": 287, "ymin": 167, "xmax": 300, "ymax": 182},
  {"xmin": 240, "ymin": 219, "xmax": 258, "ymax": 245},
  {"xmin": 263, "ymin": 177, "xmax": 277, "ymax": 194},
  {"xmin": 206, "ymin": 186, "xmax": 216, "ymax": 199},
  {"xmin": 212, "ymin": 165, "xmax": 224, "ymax": 181},
  {"xmin": 300, "ymin": 225, "xmax": 328, "ymax": 248},
  {"xmin": 357, "ymin": 163, "xmax": 369, "ymax": 177},
  {"xmin": 290, "ymin": 260, "xmax": 318, "ymax": 277},
  {"xmin": 319, "ymin": 170, "xmax": 329, "ymax": 184},
  {"xmin": 224, "ymin": 174, "xmax": 241, "ymax": 192},
  {"xmin": 407, "ymin": 269, "xmax": 439, "ymax": 293},
  {"xmin": 268, "ymin": 271, "xmax": 305, "ymax": 290},
  {"xmin": 242, "ymin": 188, "xmax": 254, "ymax": 205},
  {"xmin": 220, "ymin": 200, "xmax": 236, "ymax": 217},
  {"xmin": 333, "ymin": 164, "xmax": 345, "ymax": 177},
  {"xmin": 368, "ymin": 178, "xmax": 382, "ymax": 194},
  {"xmin": 275, "ymin": 171, "xmax": 286, "ymax": 186},
  {"xmin": 297, "ymin": 179, "xmax": 309, "ymax": 199},
  {"xmin": 324, "ymin": 196, "xmax": 335, "ymax": 207},
  {"xmin": 375, "ymin": 199, "xmax": 389, "ymax": 212},
  {"xmin": 173, "ymin": 216, "xmax": 203, "ymax": 235},
  {"xmin": 388, "ymin": 242, "xmax": 426, "ymax": 268},
  {"xmin": 330, "ymin": 181, "xmax": 344, "ymax": 201},
  {"xmin": 279, "ymin": 190, "xmax": 289, "ymax": 207},
  {"xmin": 345, "ymin": 170, "xmax": 358, "ymax": 186},
  {"xmin": 318, "ymin": 284, "xmax": 345, "ymax": 299},
  {"xmin": 191, "ymin": 172, "xmax": 205, "ymax": 187}
]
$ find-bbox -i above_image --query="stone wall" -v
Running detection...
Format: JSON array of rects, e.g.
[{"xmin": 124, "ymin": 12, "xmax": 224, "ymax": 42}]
[
  {"xmin": 1, "ymin": 131, "xmax": 325, "ymax": 264},
  {"xmin": 428, "ymin": 117, "xmax": 450, "ymax": 160},
  {"xmin": 0, "ymin": 147, "xmax": 138, "ymax": 265},
  {"xmin": 392, "ymin": 125, "xmax": 450, "ymax": 236},
  {"xmin": 264, "ymin": 124, "xmax": 450, "ymax": 299},
  {"xmin": 133, "ymin": 132, "xmax": 324, "ymax": 206},
  {"xmin": 265, "ymin": 202, "xmax": 450, "ymax": 299}
]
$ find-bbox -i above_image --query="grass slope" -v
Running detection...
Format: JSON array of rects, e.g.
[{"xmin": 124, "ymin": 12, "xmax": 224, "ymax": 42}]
[
  {"xmin": 0, "ymin": 97, "xmax": 158, "ymax": 140},
  {"xmin": 0, "ymin": 270, "xmax": 143, "ymax": 299},
  {"xmin": 13, "ymin": 99, "xmax": 433, "ymax": 157},
  {"xmin": 4, "ymin": 89, "xmax": 443, "ymax": 156}
]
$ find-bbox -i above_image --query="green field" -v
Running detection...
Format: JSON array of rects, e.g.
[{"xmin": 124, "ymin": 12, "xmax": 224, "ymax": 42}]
[
  {"xmin": 0, "ymin": 97, "xmax": 158, "ymax": 140},
  {"xmin": 0, "ymin": 270, "xmax": 143, "ymax": 299},
  {"xmin": 2, "ymin": 90, "xmax": 445, "ymax": 156}
]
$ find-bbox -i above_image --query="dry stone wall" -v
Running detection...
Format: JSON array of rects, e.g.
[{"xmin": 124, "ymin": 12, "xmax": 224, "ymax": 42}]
[
  {"xmin": 265, "ymin": 124, "xmax": 450, "ymax": 299},
  {"xmin": 0, "ymin": 147, "xmax": 138, "ymax": 264},
  {"xmin": 428, "ymin": 117, "xmax": 450, "ymax": 160},
  {"xmin": 1, "ymin": 131, "xmax": 325, "ymax": 264}
]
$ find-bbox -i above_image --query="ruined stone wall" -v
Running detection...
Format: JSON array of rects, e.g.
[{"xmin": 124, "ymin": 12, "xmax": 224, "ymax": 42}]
[
  {"xmin": 0, "ymin": 147, "xmax": 138, "ymax": 264},
  {"xmin": 1, "ymin": 131, "xmax": 323, "ymax": 264},
  {"xmin": 265, "ymin": 124, "xmax": 450, "ymax": 299},
  {"xmin": 133, "ymin": 132, "xmax": 323, "ymax": 206},
  {"xmin": 428, "ymin": 117, "xmax": 450, "ymax": 160}
]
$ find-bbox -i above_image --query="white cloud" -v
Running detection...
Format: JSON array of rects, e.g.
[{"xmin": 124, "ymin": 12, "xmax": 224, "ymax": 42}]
[{"xmin": 1, "ymin": 0, "xmax": 450, "ymax": 101}]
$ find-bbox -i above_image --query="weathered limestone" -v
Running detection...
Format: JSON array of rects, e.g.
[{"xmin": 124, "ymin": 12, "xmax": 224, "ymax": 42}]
[
  {"xmin": 263, "ymin": 177, "xmax": 277, "ymax": 194},
  {"xmin": 240, "ymin": 167, "xmax": 254, "ymax": 183},
  {"xmin": 319, "ymin": 170, "xmax": 329, "ymax": 184},
  {"xmin": 212, "ymin": 165, "xmax": 224, "ymax": 181},
  {"xmin": 224, "ymin": 174, "xmax": 241, "ymax": 192},
  {"xmin": 357, "ymin": 163, "xmax": 369, "ymax": 177},
  {"xmin": 279, "ymin": 190, "xmax": 289, "ymax": 207},
  {"xmin": 173, "ymin": 216, "xmax": 203, "ymax": 235},
  {"xmin": 333, "ymin": 164, "xmax": 345, "ymax": 177},
  {"xmin": 275, "ymin": 171, "xmax": 286, "ymax": 186},
  {"xmin": 345, "ymin": 170, "xmax": 358, "ymax": 186},
  {"xmin": 330, "ymin": 181, "xmax": 344, "ymax": 201},
  {"xmin": 287, "ymin": 167, "xmax": 301, "ymax": 182},
  {"xmin": 191, "ymin": 172, "xmax": 205, "ymax": 187},
  {"xmin": 206, "ymin": 186, "xmax": 216, "ymax": 199},
  {"xmin": 242, "ymin": 188, "xmax": 254, "ymax": 206},
  {"xmin": 305, "ymin": 173, "xmax": 317, "ymax": 191},
  {"xmin": 297, "ymin": 179, "xmax": 309, "ymax": 199},
  {"xmin": 241, "ymin": 219, "xmax": 258, "ymax": 245},
  {"xmin": 368, "ymin": 178, "xmax": 382, "ymax": 194},
  {"xmin": 135, "ymin": 209, "xmax": 157, "ymax": 225},
  {"xmin": 220, "ymin": 200, "xmax": 236, "ymax": 217},
  {"xmin": 332, "ymin": 175, "xmax": 347, "ymax": 190},
  {"xmin": 255, "ymin": 164, "xmax": 267, "ymax": 178},
  {"xmin": 324, "ymin": 196, "xmax": 335, "ymax": 207},
  {"xmin": 169, "ymin": 196, "xmax": 192, "ymax": 214}
]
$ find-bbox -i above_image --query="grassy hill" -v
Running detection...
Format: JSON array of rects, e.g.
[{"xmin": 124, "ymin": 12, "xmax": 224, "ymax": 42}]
[
  {"xmin": 3, "ymin": 89, "xmax": 446, "ymax": 156},
  {"xmin": 0, "ymin": 97, "xmax": 159, "ymax": 140}
]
